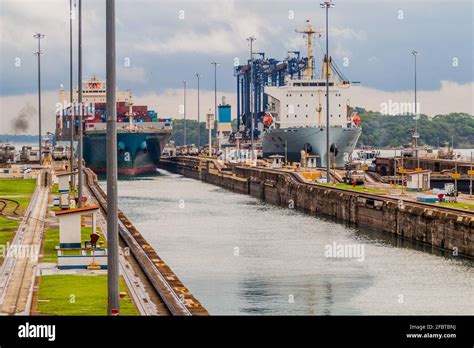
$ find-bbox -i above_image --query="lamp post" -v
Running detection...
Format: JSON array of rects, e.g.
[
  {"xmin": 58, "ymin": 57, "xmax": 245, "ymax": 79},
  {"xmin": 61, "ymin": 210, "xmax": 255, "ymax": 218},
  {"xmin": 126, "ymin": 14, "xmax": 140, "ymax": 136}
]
[
  {"xmin": 69, "ymin": 0, "xmax": 75, "ymax": 191},
  {"xmin": 196, "ymin": 73, "xmax": 202, "ymax": 148},
  {"xmin": 412, "ymin": 50, "xmax": 420, "ymax": 165},
  {"xmin": 33, "ymin": 33, "xmax": 45, "ymax": 165},
  {"xmin": 211, "ymin": 62, "xmax": 219, "ymax": 150},
  {"xmin": 106, "ymin": 0, "xmax": 119, "ymax": 316},
  {"xmin": 77, "ymin": 0, "xmax": 84, "ymax": 206},
  {"xmin": 246, "ymin": 37, "xmax": 256, "ymax": 160},
  {"xmin": 183, "ymin": 80, "xmax": 188, "ymax": 146},
  {"xmin": 320, "ymin": 0, "xmax": 334, "ymax": 183}
]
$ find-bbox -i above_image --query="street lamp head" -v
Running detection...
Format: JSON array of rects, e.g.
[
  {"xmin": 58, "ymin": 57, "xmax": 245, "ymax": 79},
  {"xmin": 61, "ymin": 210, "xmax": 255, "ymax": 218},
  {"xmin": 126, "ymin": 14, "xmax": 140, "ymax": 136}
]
[
  {"xmin": 33, "ymin": 33, "xmax": 45, "ymax": 39},
  {"xmin": 196, "ymin": 73, "xmax": 202, "ymax": 78},
  {"xmin": 320, "ymin": 1, "xmax": 335, "ymax": 8},
  {"xmin": 412, "ymin": 50, "xmax": 420, "ymax": 56},
  {"xmin": 246, "ymin": 36, "xmax": 256, "ymax": 42}
]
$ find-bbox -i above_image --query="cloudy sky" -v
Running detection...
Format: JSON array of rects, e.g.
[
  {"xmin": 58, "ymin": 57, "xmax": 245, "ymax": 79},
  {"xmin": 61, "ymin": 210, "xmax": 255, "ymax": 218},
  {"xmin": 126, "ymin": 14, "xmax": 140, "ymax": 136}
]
[{"xmin": 0, "ymin": 0, "xmax": 473, "ymax": 134}]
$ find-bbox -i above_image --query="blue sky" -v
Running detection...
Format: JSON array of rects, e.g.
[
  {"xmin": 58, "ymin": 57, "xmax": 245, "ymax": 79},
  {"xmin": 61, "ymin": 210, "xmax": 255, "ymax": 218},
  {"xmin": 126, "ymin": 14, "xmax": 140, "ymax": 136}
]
[{"xmin": 0, "ymin": 0, "xmax": 473, "ymax": 133}]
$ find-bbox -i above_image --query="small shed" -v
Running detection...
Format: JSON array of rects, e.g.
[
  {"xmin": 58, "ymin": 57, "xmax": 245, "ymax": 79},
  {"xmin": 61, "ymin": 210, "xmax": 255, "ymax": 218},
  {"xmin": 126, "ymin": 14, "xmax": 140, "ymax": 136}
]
[
  {"xmin": 55, "ymin": 205, "xmax": 100, "ymax": 248},
  {"xmin": 405, "ymin": 170, "xmax": 431, "ymax": 191},
  {"xmin": 269, "ymin": 155, "xmax": 285, "ymax": 168}
]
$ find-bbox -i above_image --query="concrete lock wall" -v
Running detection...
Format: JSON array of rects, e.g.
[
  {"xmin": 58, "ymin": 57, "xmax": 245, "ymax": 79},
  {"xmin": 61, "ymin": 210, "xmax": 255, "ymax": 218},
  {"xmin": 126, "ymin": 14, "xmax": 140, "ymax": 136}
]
[{"xmin": 159, "ymin": 158, "xmax": 473, "ymax": 257}]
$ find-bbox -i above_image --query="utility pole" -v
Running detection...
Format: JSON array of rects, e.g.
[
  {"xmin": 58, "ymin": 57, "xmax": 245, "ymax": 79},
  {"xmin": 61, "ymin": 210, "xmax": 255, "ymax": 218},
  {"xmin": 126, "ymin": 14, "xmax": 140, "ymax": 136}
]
[
  {"xmin": 196, "ymin": 74, "xmax": 202, "ymax": 148},
  {"xmin": 321, "ymin": 1, "xmax": 334, "ymax": 183},
  {"xmin": 69, "ymin": 0, "xmax": 75, "ymax": 191},
  {"xmin": 77, "ymin": 0, "xmax": 83, "ymax": 206},
  {"xmin": 106, "ymin": 0, "xmax": 119, "ymax": 316},
  {"xmin": 183, "ymin": 80, "xmax": 188, "ymax": 146},
  {"xmin": 34, "ymin": 33, "xmax": 45, "ymax": 165},
  {"xmin": 412, "ymin": 50, "xmax": 420, "ymax": 160},
  {"xmin": 211, "ymin": 62, "xmax": 219, "ymax": 150},
  {"xmin": 246, "ymin": 37, "xmax": 256, "ymax": 160}
]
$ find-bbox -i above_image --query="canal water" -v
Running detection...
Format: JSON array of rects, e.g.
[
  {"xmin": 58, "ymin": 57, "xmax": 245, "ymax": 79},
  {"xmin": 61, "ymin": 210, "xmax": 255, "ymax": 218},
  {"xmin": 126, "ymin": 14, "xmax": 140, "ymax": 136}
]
[{"xmin": 105, "ymin": 170, "xmax": 473, "ymax": 315}]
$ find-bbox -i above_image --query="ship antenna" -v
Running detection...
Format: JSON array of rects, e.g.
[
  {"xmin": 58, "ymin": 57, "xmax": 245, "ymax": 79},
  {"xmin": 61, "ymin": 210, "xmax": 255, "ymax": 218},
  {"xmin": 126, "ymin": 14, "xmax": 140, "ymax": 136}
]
[{"xmin": 295, "ymin": 19, "xmax": 321, "ymax": 79}]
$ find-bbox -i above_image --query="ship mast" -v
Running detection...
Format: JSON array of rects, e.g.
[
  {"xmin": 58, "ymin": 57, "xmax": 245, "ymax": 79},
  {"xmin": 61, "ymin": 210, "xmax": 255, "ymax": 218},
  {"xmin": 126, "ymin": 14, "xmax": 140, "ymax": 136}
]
[{"xmin": 295, "ymin": 20, "xmax": 321, "ymax": 79}]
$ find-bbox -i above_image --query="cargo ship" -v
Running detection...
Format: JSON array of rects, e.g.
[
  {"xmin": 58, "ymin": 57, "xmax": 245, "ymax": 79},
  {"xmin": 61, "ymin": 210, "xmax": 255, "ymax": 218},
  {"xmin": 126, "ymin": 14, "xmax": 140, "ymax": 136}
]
[
  {"xmin": 55, "ymin": 76, "xmax": 172, "ymax": 175},
  {"xmin": 261, "ymin": 20, "xmax": 361, "ymax": 167}
]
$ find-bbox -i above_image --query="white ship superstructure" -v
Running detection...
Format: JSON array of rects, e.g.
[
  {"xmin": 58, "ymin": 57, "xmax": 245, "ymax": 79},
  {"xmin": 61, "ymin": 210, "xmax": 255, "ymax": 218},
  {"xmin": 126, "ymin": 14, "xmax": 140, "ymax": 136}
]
[{"xmin": 262, "ymin": 20, "xmax": 361, "ymax": 167}]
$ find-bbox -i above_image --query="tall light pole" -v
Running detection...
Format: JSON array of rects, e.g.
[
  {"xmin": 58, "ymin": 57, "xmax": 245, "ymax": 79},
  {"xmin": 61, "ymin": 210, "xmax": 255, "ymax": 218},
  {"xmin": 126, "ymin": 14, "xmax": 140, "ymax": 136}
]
[
  {"xmin": 195, "ymin": 74, "xmax": 202, "ymax": 148},
  {"xmin": 321, "ymin": 0, "xmax": 334, "ymax": 183},
  {"xmin": 182, "ymin": 80, "xmax": 188, "ymax": 146},
  {"xmin": 211, "ymin": 62, "xmax": 219, "ymax": 150},
  {"xmin": 106, "ymin": 0, "xmax": 120, "ymax": 315},
  {"xmin": 412, "ymin": 50, "xmax": 420, "ymax": 161},
  {"xmin": 69, "ymin": 0, "xmax": 75, "ymax": 190},
  {"xmin": 77, "ymin": 0, "xmax": 83, "ymax": 206},
  {"xmin": 246, "ymin": 37, "xmax": 256, "ymax": 160},
  {"xmin": 33, "ymin": 33, "xmax": 45, "ymax": 165}
]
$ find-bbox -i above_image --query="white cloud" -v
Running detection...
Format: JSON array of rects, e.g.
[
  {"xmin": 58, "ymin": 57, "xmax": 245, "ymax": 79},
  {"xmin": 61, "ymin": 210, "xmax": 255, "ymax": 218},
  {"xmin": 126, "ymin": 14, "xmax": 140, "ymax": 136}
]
[
  {"xmin": 330, "ymin": 27, "xmax": 367, "ymax": 41},
  {"xmin": 346, "ymin": 81, "xmax": 474, "ymax": 116},
  {"xmin": 117, "ymin": 66, "xmax": 149, "ymax": 84}
]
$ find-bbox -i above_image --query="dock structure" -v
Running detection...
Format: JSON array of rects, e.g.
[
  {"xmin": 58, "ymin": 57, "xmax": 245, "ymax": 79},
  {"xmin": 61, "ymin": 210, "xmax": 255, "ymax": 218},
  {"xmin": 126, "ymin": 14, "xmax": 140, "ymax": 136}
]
[
  {"xmin": 376, "ymin": 156, "xmax": 473, "ymax": 176},
  {"xmin": 159, "ymin": 156, "xmax": 474, "ymax": 258}
]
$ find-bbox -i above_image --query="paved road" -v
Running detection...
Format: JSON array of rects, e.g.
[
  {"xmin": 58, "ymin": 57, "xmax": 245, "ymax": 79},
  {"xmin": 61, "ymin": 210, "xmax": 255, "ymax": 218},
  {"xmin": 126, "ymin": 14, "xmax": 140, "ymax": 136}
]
[{"xmin": 0, "ymin": 170, "xmax": 49, "ymax": 315}]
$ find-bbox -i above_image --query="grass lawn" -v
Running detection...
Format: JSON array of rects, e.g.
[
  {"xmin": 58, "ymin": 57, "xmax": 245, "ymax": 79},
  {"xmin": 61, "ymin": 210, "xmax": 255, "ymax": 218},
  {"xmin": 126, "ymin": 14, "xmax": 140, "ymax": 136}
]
[
  {"xmin": 0, "ymin": 230, "xmax": 15, "ymax": 265},
  {"xmin": 0, "ymin": 178, "xmax": 36, "ymax": 196},
  {"xmin": 0, "ymin": 178, "xmax": 36, "ymax": 215},
  {"xmin": 318, "ymin": 183, "xmax": 388, "ymax": 194},
  {"xmin": 438, "ymin": 202, "xmax": 474, "ymax": 211},
  {"xmin": 42, "ymin": 226, "xmax": 106, "ymax": 263},
  {"xmin": 0, "ymin": 216, "xmax": 18, "ymax": 255},
  {"xmin": 36, "ymin": 275, "xmax": 138, "ymax": 315},
  {"xmin": 0, "ymin": 179, "xmax": 36, "ymax": 264},
  {"xmin": 0, "ymin": 216, "xmax": 20, "ymax": 231}
]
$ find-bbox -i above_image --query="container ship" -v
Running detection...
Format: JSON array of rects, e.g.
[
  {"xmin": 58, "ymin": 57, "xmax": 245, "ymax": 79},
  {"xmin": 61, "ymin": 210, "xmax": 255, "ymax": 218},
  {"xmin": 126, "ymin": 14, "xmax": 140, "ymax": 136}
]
[{"xmin": 55, "ymin": 76, "xmax": 172, "ymax": 175}]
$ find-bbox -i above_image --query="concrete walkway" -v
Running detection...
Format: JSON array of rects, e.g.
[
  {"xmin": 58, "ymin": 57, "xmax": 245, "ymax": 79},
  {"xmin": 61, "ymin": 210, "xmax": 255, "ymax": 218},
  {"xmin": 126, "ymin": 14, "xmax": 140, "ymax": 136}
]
[{"xmin": 0, "ymin": 170, "xmax": 49, "ymax": 315}]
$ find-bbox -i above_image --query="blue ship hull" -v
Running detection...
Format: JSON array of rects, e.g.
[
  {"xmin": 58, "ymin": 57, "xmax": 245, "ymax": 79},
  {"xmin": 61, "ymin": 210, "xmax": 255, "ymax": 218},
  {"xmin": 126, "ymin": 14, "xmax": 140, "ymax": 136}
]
[{"xmin": 83, "ymin": 131, "xmax": 171, "ymax": 175}]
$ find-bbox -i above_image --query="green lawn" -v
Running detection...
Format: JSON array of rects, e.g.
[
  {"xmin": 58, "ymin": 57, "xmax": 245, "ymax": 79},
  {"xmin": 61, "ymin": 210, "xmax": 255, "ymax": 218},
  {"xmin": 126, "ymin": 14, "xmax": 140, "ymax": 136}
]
[
  {"xmin": 318, "ymin": 183, "xmax": 388, "ymax": 194},
  {"xmin": 0, "ymin": 216, "xmax": 20, "ymax": 230},
  {"xmin": 0, "ymin": 178, "xmax": 36, "ymax": 195},
  {"xmin": 0, "ymin": 230, "xmax": 15, "ymax": 265},
  {"xmin": 438, "ymin": 202, "xmax": 474, "ymax": 211},
  {"xmin": 0, "ymin": 178, "xmax": 36, "ymax": 216},
  {"xmin": 36, "ymin": 275, "xmax": 138, "ymax": 315},
  {"xmin": 42, "ymin": 226, "xmax": 106, "ymax": 263},
  {"xmin": 0, "ymin": 179, "xmax": 36, "ymax": 264},
  {"xmin": 0, "ymin": 216, "xmax": 19, "ymax": 261}
]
